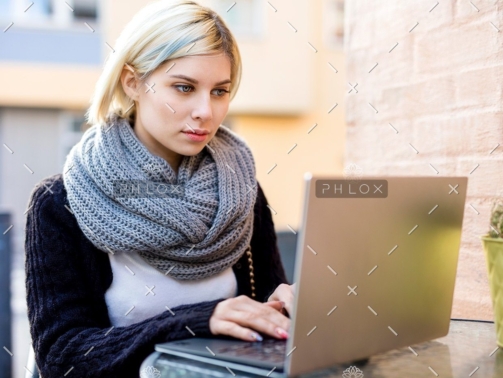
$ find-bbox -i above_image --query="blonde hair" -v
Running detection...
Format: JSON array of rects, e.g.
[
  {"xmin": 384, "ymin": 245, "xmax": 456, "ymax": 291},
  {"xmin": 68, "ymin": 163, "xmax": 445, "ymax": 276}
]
[{"xmin": 86, "ymin": 0, "xmax": 242, "ymax": 126}]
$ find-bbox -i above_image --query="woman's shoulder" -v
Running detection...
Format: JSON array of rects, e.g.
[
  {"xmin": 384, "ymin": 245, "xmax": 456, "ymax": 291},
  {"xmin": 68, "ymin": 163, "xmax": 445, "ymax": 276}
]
[{"xmin": 26, "ymin": 173, "xmax": 78, "ymax": 237}]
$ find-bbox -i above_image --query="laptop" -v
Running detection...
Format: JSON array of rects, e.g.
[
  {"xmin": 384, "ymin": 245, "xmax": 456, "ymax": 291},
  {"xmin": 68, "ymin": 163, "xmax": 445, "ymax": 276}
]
[{"xmin": 155, "ymin": 174, "xmax": 468, "ymax": 377}]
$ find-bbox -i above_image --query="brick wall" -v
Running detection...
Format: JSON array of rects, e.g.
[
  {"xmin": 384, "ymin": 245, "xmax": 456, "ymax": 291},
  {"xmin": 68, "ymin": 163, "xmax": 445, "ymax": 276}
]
[{"xmin": 344, "ymin": 0, "xmax": 503, "ymax": 320}]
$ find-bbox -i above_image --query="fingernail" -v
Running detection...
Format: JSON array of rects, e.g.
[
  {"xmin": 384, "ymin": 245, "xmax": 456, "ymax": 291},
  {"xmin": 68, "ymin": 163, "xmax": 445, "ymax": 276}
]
[
  {"xmin": 251, "ymin": 332, "xmax": 263, "ymax": 341},
  {"xmin": 279, "ymin": 301, "xmax": 285, "ymax": 309},
  {"xmin": 275, "ymin": 327, "xmax": 289, "ymax": 339}
]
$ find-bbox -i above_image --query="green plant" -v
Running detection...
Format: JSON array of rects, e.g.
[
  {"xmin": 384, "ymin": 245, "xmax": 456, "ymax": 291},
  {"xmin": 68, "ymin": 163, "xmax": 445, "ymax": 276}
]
[{"xmin": 488, "ymin": 200, "xmax": 503, "ymax": 238}]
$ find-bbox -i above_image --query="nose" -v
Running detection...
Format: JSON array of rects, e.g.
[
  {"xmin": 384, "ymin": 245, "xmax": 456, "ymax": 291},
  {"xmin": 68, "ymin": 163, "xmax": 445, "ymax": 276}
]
[{"xmin": 191, "ymin": 93, "xmax": 213, "ymax": 122}]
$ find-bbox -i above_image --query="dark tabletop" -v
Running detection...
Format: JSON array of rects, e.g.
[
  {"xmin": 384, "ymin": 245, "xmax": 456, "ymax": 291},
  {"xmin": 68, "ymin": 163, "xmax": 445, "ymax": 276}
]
[{"xmin": 140, "ymin": 319, "xmax": 503, "ymax": 378}]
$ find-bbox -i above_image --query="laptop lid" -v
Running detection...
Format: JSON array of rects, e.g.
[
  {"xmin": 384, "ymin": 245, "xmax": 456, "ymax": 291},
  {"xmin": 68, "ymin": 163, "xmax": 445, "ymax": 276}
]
[{"xmin": 285, "ymin": 174, "xmax": 467, "ymax": 376}]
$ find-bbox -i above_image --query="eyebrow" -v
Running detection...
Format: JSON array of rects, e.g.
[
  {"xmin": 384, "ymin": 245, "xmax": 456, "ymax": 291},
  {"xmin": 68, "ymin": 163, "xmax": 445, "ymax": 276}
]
[{"xmin": 168, "ymin": 74, "xmax": 231, "ymax": 86}]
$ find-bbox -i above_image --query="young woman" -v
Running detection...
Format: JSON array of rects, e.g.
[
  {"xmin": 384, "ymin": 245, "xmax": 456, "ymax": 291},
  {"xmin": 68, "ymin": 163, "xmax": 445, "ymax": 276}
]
[{"xmin": 24, "ymin": 0, "xmax": 295, "ymax": 376}]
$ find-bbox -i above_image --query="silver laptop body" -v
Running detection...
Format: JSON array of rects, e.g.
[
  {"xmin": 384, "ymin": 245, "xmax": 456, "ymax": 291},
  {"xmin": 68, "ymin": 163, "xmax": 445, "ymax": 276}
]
[{"xmin": 155, "ymin": 174, "xmax": 468, "ymax": 377}]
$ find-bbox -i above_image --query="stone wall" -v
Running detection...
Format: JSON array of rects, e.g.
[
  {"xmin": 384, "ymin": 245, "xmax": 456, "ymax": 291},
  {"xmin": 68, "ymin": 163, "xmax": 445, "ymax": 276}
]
[{"xmin": 344, "ymin": 0, "xmax": 503, "ymax": 320}]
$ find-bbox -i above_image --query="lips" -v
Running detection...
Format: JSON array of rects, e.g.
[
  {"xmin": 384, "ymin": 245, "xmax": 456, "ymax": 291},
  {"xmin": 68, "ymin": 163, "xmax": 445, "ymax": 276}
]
[{"xmin": 182, "ymin": 129, "xmax": 209, "ymax": 135}]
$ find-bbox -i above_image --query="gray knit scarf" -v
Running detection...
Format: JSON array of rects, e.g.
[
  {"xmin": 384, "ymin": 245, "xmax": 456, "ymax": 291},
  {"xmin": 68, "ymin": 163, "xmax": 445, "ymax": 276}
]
[{"xmin": 62, "ymin": 114, "xmax": 257, "ymax": 280}]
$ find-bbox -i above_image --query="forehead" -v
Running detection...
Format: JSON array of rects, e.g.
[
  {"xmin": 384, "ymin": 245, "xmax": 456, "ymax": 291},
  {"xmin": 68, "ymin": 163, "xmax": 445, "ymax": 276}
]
[{"xmin": 157, "ymin": 53, "xmax": 231, "ymax": 76}]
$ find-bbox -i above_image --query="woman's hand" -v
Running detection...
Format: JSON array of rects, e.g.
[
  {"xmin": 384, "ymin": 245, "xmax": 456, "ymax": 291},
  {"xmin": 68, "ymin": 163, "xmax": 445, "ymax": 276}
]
[
  {"xmin": 209, "ymin": 295, "xmax": 291, "ymax": 342},
  {"xmin": 266, "ymin": 283, "xmax": 296, "ymax": 317}
]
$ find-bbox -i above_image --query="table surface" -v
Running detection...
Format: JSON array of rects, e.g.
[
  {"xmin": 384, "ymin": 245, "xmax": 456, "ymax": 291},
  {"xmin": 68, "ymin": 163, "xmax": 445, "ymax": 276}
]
[{"xmin": 140, "ymin": 319, "xmax": 503, "ymax": 378}]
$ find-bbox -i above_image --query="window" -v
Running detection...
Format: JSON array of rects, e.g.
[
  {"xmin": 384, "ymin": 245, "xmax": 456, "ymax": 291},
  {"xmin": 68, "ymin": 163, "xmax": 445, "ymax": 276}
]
[
  {"xmin": 203, "ymin": 0, "xmax": 264, "ymax": 38},
  {"xmin": 73, "ymin": 0, "xmax": 98, "ymax": 20},
  {"xmin": 58, "ymin": 111, "xmax": 89, "ymax": 170},
  {"xmin": 3, "ymin": 0, "xmax": 98, "ymax": 29},
  {"xmin": 323, "ymin": 0, "xmax": 344, "ymax": 49}
]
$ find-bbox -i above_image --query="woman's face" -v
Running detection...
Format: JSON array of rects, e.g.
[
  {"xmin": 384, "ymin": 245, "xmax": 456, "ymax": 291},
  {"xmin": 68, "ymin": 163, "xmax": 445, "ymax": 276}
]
[{"xmin": 121, "ymin": 52, "xmax": 232, "ymax": 173}]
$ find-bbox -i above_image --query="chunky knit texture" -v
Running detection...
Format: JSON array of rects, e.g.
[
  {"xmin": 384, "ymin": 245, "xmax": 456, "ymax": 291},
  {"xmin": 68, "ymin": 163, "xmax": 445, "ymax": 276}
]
[
  {"xmin": 25, "ymin": 173, "xmax": 288, "ymax": 378},
  {"xmin": 62, "ymin": 114, "xmax": 258, "ymax": 280}
]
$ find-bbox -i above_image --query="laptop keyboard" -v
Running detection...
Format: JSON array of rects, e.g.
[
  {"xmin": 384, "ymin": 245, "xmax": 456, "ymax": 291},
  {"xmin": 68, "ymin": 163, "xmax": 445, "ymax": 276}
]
[{"xmin": 214, "ymin": 338, "xmax": 286, "ymax": 365}]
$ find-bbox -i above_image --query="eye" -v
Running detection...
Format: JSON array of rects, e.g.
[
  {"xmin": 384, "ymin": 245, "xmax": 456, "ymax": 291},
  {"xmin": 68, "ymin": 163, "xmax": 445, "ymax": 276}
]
[
  {"xmin": 213, "ymin": 89, "xmax": 230, "ymax": 96},
  {"xmin": 174, "ymin": 85, "xmax": 193, "ymax": 93}
]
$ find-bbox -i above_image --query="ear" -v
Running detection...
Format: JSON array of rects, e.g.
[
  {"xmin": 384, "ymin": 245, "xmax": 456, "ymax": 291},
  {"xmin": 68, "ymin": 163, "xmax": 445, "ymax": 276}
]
[{"xmin": 120, "ymin": 64, "xmax": 140, "ymax": 101}]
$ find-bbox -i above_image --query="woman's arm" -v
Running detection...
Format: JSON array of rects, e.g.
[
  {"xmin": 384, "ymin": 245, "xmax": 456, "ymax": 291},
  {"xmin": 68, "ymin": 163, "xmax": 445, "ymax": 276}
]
[
  {"xmin": 25, "ymin": 176, "xmax": 224, "ymax": 378},
  {"xmin": 250, "ymin": 182, "xmax": 289, "ymax": 301}
]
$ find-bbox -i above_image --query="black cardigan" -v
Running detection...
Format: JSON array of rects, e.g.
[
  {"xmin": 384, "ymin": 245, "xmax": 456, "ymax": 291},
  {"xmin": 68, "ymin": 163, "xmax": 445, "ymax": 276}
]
[{"xmin": 24, "ymin": 173, "xmax": 288, "ymax": 378}]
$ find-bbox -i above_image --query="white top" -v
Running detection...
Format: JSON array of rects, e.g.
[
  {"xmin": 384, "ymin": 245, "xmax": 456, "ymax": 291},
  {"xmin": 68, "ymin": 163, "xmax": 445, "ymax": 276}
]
[{"xmin": 104, "ymin": 251, "xmax": 238, "ymax": 327}]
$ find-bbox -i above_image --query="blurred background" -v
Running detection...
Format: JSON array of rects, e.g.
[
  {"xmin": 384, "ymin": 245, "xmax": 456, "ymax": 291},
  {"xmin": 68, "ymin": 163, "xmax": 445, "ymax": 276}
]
[{"xmin": 0, "ymin": 0, "xmax": 501, "ymax": 377}]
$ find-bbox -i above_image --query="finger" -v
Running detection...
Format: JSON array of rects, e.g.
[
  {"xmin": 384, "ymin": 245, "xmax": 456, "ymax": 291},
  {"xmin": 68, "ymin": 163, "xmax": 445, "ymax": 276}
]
[
  {"xmin": 224, "ymin": 297, "xmax": 291, "ymax": 334},
  {"xmin": 212, "ymin": 319, "xmax": 263, "ymax": 342},
  {"xmin": 264, "ymin": 301, "xmax": 284, "ymax": 311}
]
